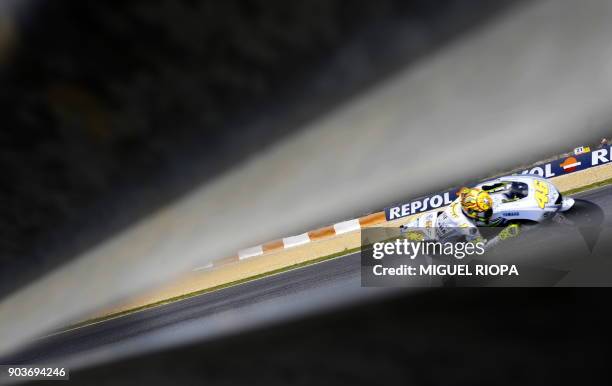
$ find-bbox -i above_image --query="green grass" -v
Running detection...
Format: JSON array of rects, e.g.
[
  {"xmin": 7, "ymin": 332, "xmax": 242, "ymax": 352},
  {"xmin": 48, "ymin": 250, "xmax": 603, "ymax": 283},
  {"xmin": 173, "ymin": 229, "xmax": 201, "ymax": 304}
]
[{"xmin": 561, "ymin": 177, "xmax": 612, "ymax": 196}]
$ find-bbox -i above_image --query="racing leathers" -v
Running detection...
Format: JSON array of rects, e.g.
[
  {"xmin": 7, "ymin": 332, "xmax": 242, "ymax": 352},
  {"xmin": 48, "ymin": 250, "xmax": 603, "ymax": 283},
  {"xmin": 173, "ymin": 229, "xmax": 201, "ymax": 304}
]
[
  {"xmin": 435, "ymin": 199, "xmax": 485, "ymax": 243},
  {"xmin": 401, "ymin": 197, "xmax": 522, "ymax": 248}
]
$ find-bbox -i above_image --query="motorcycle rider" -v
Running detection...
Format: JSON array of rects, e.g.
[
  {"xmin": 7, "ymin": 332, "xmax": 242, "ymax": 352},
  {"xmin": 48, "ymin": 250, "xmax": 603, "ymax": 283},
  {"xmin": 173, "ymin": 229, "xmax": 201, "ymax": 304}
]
[{"xmin": 402, "ymin": 186, "xmax": 521, "ymax": 247}]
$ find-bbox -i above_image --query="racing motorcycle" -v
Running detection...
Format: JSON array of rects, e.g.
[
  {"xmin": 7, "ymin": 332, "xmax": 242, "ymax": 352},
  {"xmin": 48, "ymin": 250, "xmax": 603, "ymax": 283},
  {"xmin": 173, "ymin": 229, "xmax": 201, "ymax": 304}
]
[
  {"xmin": 400, "ymin": 174, "xmax": 599, "ymax": 243},
  {"xmin": 476, "ymin": 174, "xmax": 575, "ymax": 224}
]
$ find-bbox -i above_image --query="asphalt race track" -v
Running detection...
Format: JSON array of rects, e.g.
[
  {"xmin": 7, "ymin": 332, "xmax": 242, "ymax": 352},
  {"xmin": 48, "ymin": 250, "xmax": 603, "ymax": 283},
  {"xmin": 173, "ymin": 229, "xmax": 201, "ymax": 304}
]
[{"xmin": 1, "ymin": 186, "xmax": 611, "ymax": 368}]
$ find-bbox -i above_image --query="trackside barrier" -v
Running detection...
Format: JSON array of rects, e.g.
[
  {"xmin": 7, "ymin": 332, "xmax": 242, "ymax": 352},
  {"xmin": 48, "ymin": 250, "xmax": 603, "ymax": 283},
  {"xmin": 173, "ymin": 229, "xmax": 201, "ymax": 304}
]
[{"xmin": 385, "ymin": 144, "xmax": 612, "ymax": 221}]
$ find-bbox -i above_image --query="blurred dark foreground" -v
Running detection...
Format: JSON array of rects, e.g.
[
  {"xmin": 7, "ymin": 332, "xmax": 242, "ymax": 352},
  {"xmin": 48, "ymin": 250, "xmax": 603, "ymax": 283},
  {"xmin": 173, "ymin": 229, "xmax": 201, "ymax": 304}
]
[
  {"xmin": 0, "ymin": 0, "xmax": 519, "ymax": 297},
  {"xmin": 69, "ymin": 289, "xmax": 610, "ymax": 386}
]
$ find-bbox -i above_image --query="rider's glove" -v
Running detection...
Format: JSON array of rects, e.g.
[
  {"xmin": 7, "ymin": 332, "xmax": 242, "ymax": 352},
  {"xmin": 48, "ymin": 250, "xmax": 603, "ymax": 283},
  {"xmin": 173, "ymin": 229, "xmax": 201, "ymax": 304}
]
[
  {"xmin": 498, "ymin": 223, "xmax": 521, "ymax": 240},
  {"xmin": 405, "ymin": 230, "xmax": 425, "ymax": 241}
]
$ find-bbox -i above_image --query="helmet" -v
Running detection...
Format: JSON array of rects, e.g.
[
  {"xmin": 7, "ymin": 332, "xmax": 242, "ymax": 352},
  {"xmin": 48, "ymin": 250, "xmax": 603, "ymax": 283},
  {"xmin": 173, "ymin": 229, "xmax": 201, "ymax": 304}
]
[{"xmin": 458, "ymin": 187, "xmax": 493, "ymax": 220}]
